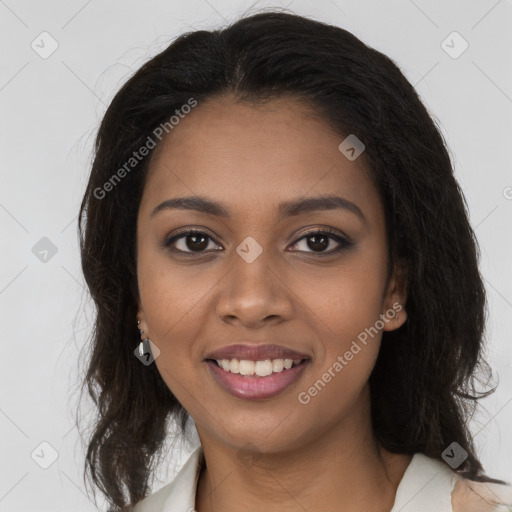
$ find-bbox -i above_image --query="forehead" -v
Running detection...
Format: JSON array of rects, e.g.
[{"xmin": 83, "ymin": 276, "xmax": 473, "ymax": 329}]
[{"xmin": 140, "ymin": 95, "xmax": 380, "ymax": 221}]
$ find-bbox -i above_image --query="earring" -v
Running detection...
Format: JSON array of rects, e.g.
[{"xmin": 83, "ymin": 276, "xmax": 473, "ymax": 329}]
[{"xmin": 137, "ymin": 318, "xmax": 149, "ymax": 357}]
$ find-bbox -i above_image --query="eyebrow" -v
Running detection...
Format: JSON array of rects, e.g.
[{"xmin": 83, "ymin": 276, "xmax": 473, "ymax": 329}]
[{"xmin": 150, "ymin": 195, "xmax": 366, "ymax": 224}]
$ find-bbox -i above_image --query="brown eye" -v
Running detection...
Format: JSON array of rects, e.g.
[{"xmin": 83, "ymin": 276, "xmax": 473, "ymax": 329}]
[
  {"xmin": 305, "ymin": 233, "xmax": 330, "ymax": 252},
  {"xmin": 290, "ymin": 229, "xmax": 353, "ymax": 255},
  {"xmin": 162, "ymin": 228, "xmax": 353, "ymax": 257},
  {"xmin": 163, "ymin": 229, "xmax": 221, "ymax": 254}
]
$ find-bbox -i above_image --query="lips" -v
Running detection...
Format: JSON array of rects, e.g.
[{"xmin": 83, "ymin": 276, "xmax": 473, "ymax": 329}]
[
  {"xmin": 204, "ymin": 343, "xmax": 310, "ymax": 362},
  {"xmin": 206, "ymin": 358, "xmax": 309, "ymax": 399}
]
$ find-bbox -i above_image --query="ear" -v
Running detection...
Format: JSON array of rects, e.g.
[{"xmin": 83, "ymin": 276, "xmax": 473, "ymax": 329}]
[{"xmin": 381, "ymin": 261, "xmax": 408, "ymax": 332}]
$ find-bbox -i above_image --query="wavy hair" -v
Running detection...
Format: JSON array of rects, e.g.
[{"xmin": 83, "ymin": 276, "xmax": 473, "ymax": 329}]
[{"xmin": 77, "ymin": 10, "xmax": 503, "ymax": 511}]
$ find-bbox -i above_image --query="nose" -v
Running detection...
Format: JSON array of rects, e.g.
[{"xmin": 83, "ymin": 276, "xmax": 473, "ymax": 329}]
[{"xmin": 215, "ymin": 248, "xmax": 294, "ymax": 328}]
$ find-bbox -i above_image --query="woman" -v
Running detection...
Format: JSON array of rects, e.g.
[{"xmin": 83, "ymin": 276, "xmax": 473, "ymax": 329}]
[{"xmin": 77, "ymin": 10, "xmax": 512, "ymax": 512}]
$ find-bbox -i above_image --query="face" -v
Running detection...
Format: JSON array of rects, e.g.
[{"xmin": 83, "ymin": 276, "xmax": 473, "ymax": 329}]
[{"xmin": 136, "ymin": 95, "xmax": 407, "ymax": 454}]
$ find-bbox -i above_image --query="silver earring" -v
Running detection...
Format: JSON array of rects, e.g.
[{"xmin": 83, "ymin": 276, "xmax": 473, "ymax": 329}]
[
  {"xmin": 138, "ymin": 338, "xmax": 150, "ymax": 357},
  {"xmin": 136, "ymin": 319, "xmax": 149, "ymax": 356}
]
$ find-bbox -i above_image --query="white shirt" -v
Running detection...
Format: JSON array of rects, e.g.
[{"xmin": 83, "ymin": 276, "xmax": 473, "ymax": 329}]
[{"xmin": 133, "ymin": 445, "xmax": 512, "ymax": 512}]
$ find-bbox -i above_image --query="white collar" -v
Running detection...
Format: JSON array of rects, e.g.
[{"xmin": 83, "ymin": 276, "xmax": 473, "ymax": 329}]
[
  {"xmin": 135, "ymin": 446, "xmax": 511, "ymax": 512},
  {"xmin": 133, "ymin": 444, "xmax": 203, "ymax": 512}
]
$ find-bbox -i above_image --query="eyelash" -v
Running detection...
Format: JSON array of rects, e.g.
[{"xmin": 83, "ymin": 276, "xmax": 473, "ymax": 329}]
[{"xmin": 162, "ymin": 227, "xmax": 353, "ymax": 256}]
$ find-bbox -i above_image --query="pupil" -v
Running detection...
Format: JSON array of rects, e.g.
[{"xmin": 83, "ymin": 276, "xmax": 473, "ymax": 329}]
[
  {"xmin": 308, "ymin": 235, "xmax": 328, "ymax": 252},
  {"xmin": 187, "ymin": 234, "xmax": 208, "ymax": 251}
]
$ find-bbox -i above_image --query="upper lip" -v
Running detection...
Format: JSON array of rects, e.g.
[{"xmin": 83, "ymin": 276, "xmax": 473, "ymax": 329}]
[{"xmin": 205, "ymin": 343, "xmax": 310, "ymax": 361}]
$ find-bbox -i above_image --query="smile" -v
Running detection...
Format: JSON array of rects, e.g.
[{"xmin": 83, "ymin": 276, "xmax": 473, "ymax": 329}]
[
  {"xmin": 212, "ymin": 357, "xmax": 305, "ymax": 376},
  {"xmin": 206, "ymin": 358, "xmax": 310, "ymax": 399}
]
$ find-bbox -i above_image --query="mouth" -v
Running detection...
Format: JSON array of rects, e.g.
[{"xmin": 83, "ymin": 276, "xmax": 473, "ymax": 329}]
[
  {"xmin": 206, "ymin": 357, "xmax": 308, "ymax": 376},
  {"xmin": 205, "ymin": 357, "xmax": 310, "ymax": 400}
]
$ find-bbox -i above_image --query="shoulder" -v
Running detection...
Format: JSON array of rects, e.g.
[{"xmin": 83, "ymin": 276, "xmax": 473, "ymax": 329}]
[
  {"xmin": 451, "ymin": 476, "xmax": 512, "ymax": 512},
  {"xmin": 391, "ymin": 452, "xmax": 512, "ymax": 512}
]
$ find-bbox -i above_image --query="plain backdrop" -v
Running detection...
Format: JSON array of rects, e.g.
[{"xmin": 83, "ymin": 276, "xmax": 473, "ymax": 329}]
[{"xmin": 1, "ymin": 0, "xmax": 511, "ymax": 510}]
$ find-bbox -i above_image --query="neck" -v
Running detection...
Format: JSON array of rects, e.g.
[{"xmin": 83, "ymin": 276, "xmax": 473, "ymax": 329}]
[{"xmin": 194, "ymin": 388, "xmax": 412, "ymax": 512}]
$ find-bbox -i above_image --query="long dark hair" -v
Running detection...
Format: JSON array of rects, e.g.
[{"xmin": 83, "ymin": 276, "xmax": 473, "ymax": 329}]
[{"xmin": 77, "ymin": 9, "xmax": 504, "ymax": 511}]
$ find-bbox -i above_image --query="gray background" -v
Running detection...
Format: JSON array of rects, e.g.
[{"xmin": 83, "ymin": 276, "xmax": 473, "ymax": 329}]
[{"xmin": 1, "ymin": 0, "xmax": 511, "ymax": 510}]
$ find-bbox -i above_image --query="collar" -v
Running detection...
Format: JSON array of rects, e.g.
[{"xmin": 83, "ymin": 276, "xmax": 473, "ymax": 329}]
[
  {"xmin": 133, "ymin": 444, "xmax": 204, "ymax": 512},
  {"xmin": 136, "ymin": 446, "xmax": 511, "ymax": 512}
]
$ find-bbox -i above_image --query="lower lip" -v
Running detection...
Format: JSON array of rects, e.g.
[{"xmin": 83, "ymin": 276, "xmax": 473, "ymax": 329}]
[{"xmin": 206, "ymin": 360, "xmax": 309, "ymax": 400}]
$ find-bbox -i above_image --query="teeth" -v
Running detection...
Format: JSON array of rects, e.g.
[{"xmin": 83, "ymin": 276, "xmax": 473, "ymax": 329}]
[
  {"xmin": 272, "ymin": 359, "xmax": 284, "ymax": 372},
  {"xmin": 255, "ymin": 360, "xmax": 272, "ymax": 377},
  {"xmin": 230, "ymin": 359, "xmax": 240, "ymax": 374},
  {"xmin": 239, "ymin": 360, "xmax": 254, "ymax": 375},
  {"xmin": 214, "ymin": 358, "xmax": 304, "ymax": 376}
]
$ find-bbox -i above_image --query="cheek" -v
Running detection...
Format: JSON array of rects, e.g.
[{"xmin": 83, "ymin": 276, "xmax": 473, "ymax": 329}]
[
  {"xmin": 296, "ymin": 283, "xmax": 383, "ymax": 419},
  {"xmin": 292, "ymin": 250, "xmax": 386, "ymax": 392},
  {"xmin": 137, "ymin": 245, "xmax": 212, "ymax": 341},
  {"xmin": 296, "ymin": 252, "xmax": 387, "ymax": 343}
]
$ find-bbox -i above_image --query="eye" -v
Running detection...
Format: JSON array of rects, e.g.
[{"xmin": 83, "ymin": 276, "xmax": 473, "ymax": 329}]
[
  {"xmin": 289, "ymin": 228, "xmax": 353, "ymax": 255},
  {"xmin": 162, "ymin": 227, "xmax": 353, "ymax": 256},
  {"xmin": 162, "ymin": 229, "xmax": 222, "ymax": 254}
]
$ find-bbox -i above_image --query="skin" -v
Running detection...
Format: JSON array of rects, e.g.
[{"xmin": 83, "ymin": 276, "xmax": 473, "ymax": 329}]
[
  {"xmin": 451, "ymin": 479, "xmax": 504, "ymax": 512},
  {"xmin": 136, "ymin": 94, "xmax": 411, "ymax": 512}
]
